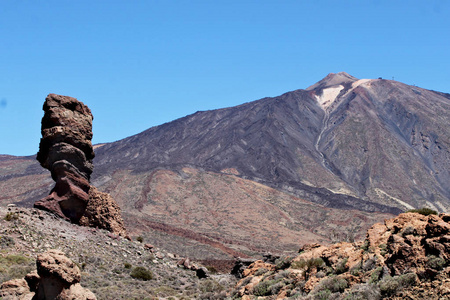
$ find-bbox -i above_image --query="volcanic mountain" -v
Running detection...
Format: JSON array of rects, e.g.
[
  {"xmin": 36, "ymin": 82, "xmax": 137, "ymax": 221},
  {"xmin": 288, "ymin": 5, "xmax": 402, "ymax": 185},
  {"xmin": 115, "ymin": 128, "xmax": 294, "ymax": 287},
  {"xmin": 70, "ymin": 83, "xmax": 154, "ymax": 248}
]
[{"xmin": 1, "ymin": 72, "xmax": 449, "ymax": 259}]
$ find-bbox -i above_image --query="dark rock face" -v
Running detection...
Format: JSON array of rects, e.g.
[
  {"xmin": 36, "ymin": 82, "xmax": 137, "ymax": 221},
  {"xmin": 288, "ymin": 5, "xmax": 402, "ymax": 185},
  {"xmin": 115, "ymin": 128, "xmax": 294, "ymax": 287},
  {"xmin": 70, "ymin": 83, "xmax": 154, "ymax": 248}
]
[{"xmin": 35, "ymin": 94, "xmax": 94, "ymax": 222}]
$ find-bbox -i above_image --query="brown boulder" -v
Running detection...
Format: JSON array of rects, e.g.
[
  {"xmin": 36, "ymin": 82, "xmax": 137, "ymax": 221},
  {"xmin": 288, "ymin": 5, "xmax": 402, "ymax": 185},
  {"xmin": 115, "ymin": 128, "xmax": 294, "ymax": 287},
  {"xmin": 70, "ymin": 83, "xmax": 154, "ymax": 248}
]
[
  {"xmin": 0, "ymin": 250, "xmax": 96, "ymax": 300},
  {"xmin": 79, "ymin": 186, "xmax": 127, "ymax": 236},
  {"xmin": 0, "ymin": 278, "xmax": 33, "ymax": 300}
]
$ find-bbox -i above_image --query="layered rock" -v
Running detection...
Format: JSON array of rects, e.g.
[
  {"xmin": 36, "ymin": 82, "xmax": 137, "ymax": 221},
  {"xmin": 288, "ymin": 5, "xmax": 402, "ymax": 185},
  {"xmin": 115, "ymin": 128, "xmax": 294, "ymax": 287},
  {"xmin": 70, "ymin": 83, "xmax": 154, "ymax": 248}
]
[
  {"xmin": 34, "ymin": 94, "xmax": 126, "ymax": 236},
  {"xmin": 35, "ymin": 94, "xmax": 94, "ymax": 222},
  {"xmin": 0, "ymin": 250, "xmax": 96, "ymax": 300}
]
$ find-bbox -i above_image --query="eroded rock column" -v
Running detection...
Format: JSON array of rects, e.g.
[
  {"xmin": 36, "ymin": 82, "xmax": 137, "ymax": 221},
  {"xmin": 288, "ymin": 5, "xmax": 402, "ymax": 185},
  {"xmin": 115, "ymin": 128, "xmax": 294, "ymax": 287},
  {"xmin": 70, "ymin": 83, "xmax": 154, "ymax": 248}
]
[{"xmin": 35, "ymin": 94, "xmax": 94, "ymax": 223}]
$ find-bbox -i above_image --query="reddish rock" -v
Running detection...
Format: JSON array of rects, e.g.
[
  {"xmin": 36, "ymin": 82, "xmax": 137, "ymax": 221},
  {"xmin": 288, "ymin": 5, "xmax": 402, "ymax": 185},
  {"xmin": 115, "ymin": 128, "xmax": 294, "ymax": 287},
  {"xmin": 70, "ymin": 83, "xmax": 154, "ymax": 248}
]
[
  {"xmin": 35, "ymin": 94, "xmax": 94, "ymax": 223},
  {"xmin": 144, "ymin": 243, "xmax": 154, "ymax": 250},
  {"xmin": 79, "ymin": 186, "xmax": 127, "ymax": 237},
  {"xmin": 0, "ymin": 250, "xmax": 96, "ymax": 300},
  {"xmin": 235, "ymin": 212, "xmax": 450, "ymax": 299},
  {"xmin": 34, "ymin": 94, "xmax": 127, "ymax": 236}
]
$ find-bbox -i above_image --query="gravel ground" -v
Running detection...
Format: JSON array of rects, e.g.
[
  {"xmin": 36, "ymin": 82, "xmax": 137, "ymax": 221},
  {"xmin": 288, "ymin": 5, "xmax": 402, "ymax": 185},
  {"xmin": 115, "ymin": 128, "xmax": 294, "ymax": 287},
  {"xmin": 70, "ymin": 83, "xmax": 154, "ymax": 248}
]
[{"xmin": 0, "ymin": 205, "xmax": 236, "ymax": 299}]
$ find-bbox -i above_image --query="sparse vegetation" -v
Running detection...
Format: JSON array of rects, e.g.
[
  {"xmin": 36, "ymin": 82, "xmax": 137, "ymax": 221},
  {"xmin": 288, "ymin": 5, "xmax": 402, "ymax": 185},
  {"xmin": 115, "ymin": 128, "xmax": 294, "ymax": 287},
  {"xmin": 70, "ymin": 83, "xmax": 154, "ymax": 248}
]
[
  {"xmin": 291, "ymin": 257, "xmax": 324, "ymax": 280},
  {"xmin": 379, "ymin": 273, "xmax": 417, "ymax": 297},
  {"xmin": 4, "ymin": 212, "xmax": 19, "ymax": 221},
  {"xmin": 406, "ymin": 207, "xmax": 438, "ymax": 216},
  {"xmin": 130, "ymin": 266, "xmax": 153, "ymax": 280},
  {"xmin": 426, "ymin": 255, "xmax": 446, "ymax": 270}
]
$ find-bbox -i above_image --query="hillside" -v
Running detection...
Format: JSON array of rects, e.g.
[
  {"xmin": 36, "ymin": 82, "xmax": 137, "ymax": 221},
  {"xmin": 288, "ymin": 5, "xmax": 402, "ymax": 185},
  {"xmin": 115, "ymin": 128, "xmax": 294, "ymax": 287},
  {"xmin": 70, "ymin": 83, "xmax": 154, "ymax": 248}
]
[{"xmin": 1, "ymin": 73, "xmax": 449, "ymax": 260}]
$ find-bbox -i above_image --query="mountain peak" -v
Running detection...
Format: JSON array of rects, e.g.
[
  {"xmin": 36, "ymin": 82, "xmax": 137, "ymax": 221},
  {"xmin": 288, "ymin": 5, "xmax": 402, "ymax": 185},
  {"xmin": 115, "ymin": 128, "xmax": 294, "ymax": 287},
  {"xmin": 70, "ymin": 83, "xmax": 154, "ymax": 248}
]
[{"xmin": 306, "ymin": 72, "xmax": 359, "ymax": 91}]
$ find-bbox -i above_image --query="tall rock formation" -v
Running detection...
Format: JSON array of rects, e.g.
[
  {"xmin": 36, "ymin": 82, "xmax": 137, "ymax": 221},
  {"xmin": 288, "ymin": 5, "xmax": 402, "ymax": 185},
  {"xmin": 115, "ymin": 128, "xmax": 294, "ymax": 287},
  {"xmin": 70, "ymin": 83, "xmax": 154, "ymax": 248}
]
[
  {"xmin": 34, "ymin": 94, "xmax": 126, "ymax": 236},
  {"xmin": 35, "ymin": 94, "xmax": 94, "ymax": 222}
]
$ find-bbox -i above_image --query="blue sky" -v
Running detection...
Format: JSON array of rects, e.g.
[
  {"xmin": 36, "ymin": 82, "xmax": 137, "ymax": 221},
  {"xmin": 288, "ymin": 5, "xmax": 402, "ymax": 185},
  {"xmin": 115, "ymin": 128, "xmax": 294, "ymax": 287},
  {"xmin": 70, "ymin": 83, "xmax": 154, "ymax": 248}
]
[{"xmin": 1, "ymin": 1, "xmax": 449, "ymax": 156}]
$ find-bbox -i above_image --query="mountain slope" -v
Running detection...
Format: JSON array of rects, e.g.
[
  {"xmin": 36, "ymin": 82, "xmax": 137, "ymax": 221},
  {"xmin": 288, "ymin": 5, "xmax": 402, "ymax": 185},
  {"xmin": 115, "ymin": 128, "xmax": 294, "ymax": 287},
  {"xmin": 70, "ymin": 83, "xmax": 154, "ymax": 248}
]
[
  {"xmin": 1, "ymin": 73, "xmax": 449, "ymax": 260},
  {"xmin": 93, "ymin": 72, "xmax": 449, "ymax": 212}
]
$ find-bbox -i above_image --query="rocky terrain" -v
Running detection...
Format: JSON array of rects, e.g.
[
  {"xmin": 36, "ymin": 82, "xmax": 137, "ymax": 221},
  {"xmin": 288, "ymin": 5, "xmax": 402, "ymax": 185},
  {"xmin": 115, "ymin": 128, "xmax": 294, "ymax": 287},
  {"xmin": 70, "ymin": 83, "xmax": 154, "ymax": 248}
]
[
  {"xmin": 0, "ymin": 205, "xmax": 236, "ymax": 299},
  {"xmin": 2, "ymin": 205, "xmax": 449, "ymax": 299},
  {"xmin": 230, "ymin": 210, "xmax": 450, "ymax": 299},
  {"xmin": 1, "ymin": 73, "xmax": 449, "ymax": 260}
]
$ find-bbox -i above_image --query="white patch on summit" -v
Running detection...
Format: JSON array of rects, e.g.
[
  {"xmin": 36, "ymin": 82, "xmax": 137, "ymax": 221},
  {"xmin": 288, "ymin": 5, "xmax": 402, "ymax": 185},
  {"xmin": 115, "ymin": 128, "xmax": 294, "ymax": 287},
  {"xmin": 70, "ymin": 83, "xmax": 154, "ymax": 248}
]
[{"xmin": 314, "ymin": 85, "xmax": 344, "ymax": 109}]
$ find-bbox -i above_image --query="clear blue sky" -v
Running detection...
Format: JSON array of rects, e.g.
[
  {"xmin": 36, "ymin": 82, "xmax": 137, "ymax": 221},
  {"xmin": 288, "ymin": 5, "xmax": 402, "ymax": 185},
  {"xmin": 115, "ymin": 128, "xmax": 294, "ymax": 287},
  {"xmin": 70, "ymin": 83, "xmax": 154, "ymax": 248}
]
[{"xmin": 1, "ymin": 1, "xmax": 449, "ymax": 156}]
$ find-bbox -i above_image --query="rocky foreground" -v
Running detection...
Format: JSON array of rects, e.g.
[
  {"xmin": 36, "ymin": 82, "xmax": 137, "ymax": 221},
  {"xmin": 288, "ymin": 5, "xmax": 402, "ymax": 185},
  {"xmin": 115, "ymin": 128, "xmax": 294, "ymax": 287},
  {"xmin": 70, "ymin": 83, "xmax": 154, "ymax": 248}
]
[
  {"xmin": 2, "ymin": 205, "xmax": 450, "ymax": 299},
  {"xmin": 230, "ymin": 211, "xmax": 450, "ymax": 299},
  {"xmin": 0, "ymin": 206, "xmax": 235, "ymax": 299}
]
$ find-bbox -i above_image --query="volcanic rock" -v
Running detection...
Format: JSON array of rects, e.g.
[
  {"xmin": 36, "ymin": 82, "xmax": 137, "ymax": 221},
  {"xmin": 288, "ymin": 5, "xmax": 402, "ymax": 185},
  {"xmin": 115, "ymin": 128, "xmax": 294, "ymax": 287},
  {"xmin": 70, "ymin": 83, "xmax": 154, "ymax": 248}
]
[
  {"xmin": 34, "ymin": 94, "xmax": 126, "ymax": 236},
  {"xmin": 0, "ymin": 250, "xmax": 96, "ymax": 300},
  {"xmin": 79, "ymin": 186, "xmax": 127, "ymax": 236},
  {"xmin": 233, "ymin": 212, "xmax": 450, "ymax": 299},
  {"xmin": 35, "ymin": 94, "xmax": 95, "ymax": 222}
]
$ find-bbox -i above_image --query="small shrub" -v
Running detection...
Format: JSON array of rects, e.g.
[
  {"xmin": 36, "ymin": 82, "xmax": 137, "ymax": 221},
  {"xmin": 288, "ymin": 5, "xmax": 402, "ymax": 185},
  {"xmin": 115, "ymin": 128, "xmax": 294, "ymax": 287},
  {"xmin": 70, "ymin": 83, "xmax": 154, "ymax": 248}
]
[
  {"xmin": 292, "ymin": 257, "xmax": 324, "ymax": 280},
  {"xmin": 136, "ymin": 236, "xmax": 144, "ymax": 243},
  {"xmin": 379, "ymin": 244, "xmax": 388, "ymax": 256},
  {"xmin": 275, "ymin": 256, "xmax": 293, "ymax": 270},
  {"xmin": 426, "ymin": 255, "xmax": 446, "ymax": 270},
  {"xmin": 316, "ymin": 276, "xmax": 348, "ymax": 293},
  {"xmin": 269, "ymin": 281, "xmax": 285, "ymax": 295},
  {"xmin": 130, "ymin": 266, "xmax": 153, "ymax": 281},
  {"xmin": 406, "ymin": 208, "xmax": 437, "ymax": 216},
  {"xmin": 124, "ymin": 262, "xmax": 132, "ymax": 269},
  {"xmin": 362, "ymin": 256, "xmax": 377, "ymax": 272},
  {"xmin": 254, "ymin": 267, "xmax": 269, "ymax": 276},
  {"xmin": 199, "ymin": 279, "xmax": 224, "ymax": 293},
  {"xmin": 315, "ymin": 289, "xmax": 331, "ymax": 300},
  {"xmin": 349, "ymin": 261, "xmax": 362, "ymax": 276},
  {"xmin": 253, "ymin": 280, "xmax": 272, "ymax": 296},
  {"xmin": 344, "ymin": 283, "xmax": 381, "ymax": 300},
  {"xmin": 360, "ymin": 240, "xmax": 370, "ymax": 252},
  {"xmin": 334, "ymin": 258, "xmax": 348, "ymax": 274},
  {"xmin": 379, "ymin": 273, "xmax": 416, "ymax": 297},
  {"xmin": 4, "ymin": 212, "xmax": 19, "ymax": 221},
  {"xmin": 369, "ymin": 267, "xmax": 384, "ymax": 283}
]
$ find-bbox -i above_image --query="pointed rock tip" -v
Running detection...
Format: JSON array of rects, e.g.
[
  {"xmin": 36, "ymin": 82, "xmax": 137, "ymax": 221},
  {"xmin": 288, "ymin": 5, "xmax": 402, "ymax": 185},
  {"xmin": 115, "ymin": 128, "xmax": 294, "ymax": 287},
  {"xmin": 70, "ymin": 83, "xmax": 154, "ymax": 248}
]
[{"xmin": 306, "ymin": 72, "xmax": 359, "ymax": 90}]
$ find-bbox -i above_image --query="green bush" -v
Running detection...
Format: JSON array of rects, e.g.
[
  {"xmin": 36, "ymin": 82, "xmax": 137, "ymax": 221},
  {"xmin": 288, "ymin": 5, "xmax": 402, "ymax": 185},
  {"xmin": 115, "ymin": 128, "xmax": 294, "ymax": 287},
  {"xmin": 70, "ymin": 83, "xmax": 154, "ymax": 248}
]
[
  {"xmin": 4, "ymin": 212, "xmax": 19, "ymax": 221},
  {"xmin": 124, "ymin": 262, "xmax": 132, "ymax": 269},
  {"xmin": 406, "ymin": 208, "xmax": 437, "ymax": 216},
  {"xmin": 379, "ymin": 273, "xmax": 416, "ymax": 296},
  {"xmin": 275, "ymin": 256, "xmax": 293, "ymax": 270},
  {"xmin": 254, "ymin": 267, "xmax": 269, "ymax": 276},
  {"xmin": 130, "ymin": 266, "xmax": 153, "ymax": 281},
  {"xmin": 426, "ymin": 255, "xmax": 446, "ymax": 270},
  {"xmin": 136, "ymin": 236, "xmax": 144, "ymax": 243},
  {"xmin": 369, "ymin": 267, "xmax": 384, "ymax": 283},
  {"xmin": 252, "ymin": 280, "xmax": 272, "ymax": 296},
  {"xmin": 316, "ymin": 276, "xmax": 348, "ymax": 293},
  {"xmin": 334, "ymin": 258, "xmax": 348, "ymax": 274}
]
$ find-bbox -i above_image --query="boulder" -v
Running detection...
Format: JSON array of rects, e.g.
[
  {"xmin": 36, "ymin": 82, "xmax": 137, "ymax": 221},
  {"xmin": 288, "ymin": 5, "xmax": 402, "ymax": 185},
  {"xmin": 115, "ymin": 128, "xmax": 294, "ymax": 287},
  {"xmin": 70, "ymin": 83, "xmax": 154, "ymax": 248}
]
[
  {"xmin": 79, "ymin": 186, "xmax": 127, "ymax": 237},
  {"xmin": 0, "ymin": 250, "xmax": 96, "ymax": 300}
]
